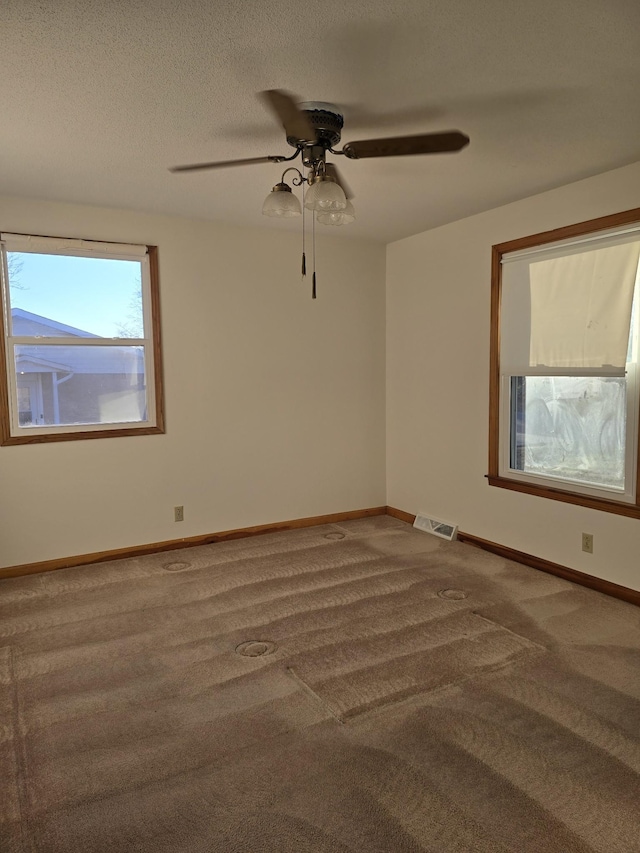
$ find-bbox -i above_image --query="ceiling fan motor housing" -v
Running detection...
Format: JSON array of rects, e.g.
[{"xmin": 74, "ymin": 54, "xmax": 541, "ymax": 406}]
[{"xmin": 288, "ymin": 101, "xmax": 344, "ymax": 150}]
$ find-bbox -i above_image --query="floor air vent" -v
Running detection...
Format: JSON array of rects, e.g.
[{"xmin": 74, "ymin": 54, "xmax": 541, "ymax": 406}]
[{"xmin": 413, "ymin": 514, "xmax": 458, "ymax": 541}]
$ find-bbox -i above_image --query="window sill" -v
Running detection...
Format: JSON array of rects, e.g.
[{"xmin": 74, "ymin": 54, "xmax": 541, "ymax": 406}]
[
  {"xmin": 1, "ymin": 424, "xmax": 164, "ymax": 446},
  {"xmin": 487, "ymin": 474, "xmax": 640, "ymax": 520}
]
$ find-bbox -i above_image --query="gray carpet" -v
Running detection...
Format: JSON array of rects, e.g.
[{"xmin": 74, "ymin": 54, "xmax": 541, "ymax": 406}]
[{"xmin": 1, "ymin": 516, "xmax": 640, "ymax": 852}]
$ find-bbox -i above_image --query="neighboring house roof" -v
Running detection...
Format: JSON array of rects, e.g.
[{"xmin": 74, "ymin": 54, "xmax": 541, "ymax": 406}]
[
  {"xmin": 15, "ymin": 353, "xmax": 74, "ymax": 372},
  {"xmin": 11, "ymin": 308, "xmax": 143, "ymax": 375},
  {"xmin": 11, "ymin": 307, "xmax": 101, "ymax": 338}
]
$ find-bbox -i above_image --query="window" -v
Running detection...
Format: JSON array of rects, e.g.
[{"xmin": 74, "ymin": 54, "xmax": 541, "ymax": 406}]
[
  {"xmin": 489, "ymin": 208, "xmax": 640, "ymax": 519},
  {"xmin": 0, "ymin": 233, "xmax": 164, "ymax": 444}
]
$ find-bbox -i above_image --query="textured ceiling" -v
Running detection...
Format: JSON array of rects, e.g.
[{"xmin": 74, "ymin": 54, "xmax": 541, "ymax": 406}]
[{"xmin": 1, "ymin": 0, "xmax": 639, "ymax": 243}]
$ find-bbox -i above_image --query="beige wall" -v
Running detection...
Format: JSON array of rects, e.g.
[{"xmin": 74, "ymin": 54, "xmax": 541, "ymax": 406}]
[
  {"xmin": 3, "ymin": 162, "xmax": 639, "ymax": 585},
  {"xmin": 386, "ymin": 161, "xmax": 640, "ymax": 592},
  {"xmin": 0, "ymin": 196, "xmax": 386, "ymax": 568}
]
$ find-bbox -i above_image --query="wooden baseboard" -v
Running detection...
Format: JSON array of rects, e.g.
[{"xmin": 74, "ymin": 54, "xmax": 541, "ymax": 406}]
[
  {"xmin": 5, "ymin": 502, "xmax": 636, "ymax": 608},
  {"xmin": 386, "ymin": 505, "xmax": 639, "ymax": 607},
  {"xmin": 385, "ymin": 506, "xmax": 416, "ymax": 525},
  {"xmin": 0, "ymin": 506, "xmax": 388, "ymax": 580},
  {"xmin": 457, "ymin": 531, "xmax": 640, "ymax": 607}
]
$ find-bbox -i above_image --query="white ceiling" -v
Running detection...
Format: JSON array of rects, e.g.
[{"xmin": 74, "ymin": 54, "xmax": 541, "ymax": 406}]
[{"xmin": 1, "ymin": 0, "xmax": 639, "ymax": 243}]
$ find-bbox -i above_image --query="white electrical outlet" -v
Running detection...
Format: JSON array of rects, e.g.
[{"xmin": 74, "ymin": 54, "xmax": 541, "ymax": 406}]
[
  {"xmin": 174, "ymin": 506, "xmax": 184, "ymax": 523},
  {"xmin": 582, "ymin": 532, "xmax": 593, "ymax": 554}
]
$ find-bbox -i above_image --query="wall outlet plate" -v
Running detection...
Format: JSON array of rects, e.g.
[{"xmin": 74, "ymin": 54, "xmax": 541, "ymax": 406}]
[{"xmin": 174, "ymin": 506, "xmax": 184, "ymax": 523}]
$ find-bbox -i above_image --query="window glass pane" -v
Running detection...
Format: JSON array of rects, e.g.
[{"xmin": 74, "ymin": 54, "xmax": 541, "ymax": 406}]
[
  {"xmin": 7, "ymin": 252, "xmax": 143, "ymax": 338},
  {"xmin": 14, "ymin": 345, "xmax": 148, "ymax": 427},
  {"xmin": 510, "ymin": 376, "xmax": 627, "ymax": 490}
]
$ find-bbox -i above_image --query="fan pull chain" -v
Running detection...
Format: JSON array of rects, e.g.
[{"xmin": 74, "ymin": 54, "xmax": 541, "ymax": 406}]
[
  {"xmin": 312, "ymin": 211, "xmax": 317, "ymax": 299},
  {"xmin": 301, "ymin": 178, "xmax": 307, "ymax": 279}
]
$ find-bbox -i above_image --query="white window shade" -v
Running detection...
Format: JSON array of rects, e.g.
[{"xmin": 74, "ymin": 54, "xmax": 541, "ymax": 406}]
[
  {"xmin": 501, "ymin": 235, "xmax": 640, "ymax": 377},
  {"xmin": 0, "ymin": 233, "xmax": 148, "ymax": 259}
]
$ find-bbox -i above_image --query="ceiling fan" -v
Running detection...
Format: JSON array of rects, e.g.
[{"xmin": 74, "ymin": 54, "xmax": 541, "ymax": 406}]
[
  {"xmin": 170, "ymin": 89, "xmax": 469, "ymax": 202},
  {"xmin": 170, "ymin": 90, "xmax": 469, "ymax": 297}
]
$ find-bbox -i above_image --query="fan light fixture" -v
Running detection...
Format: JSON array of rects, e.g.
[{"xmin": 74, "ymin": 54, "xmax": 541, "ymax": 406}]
[
  {"xmin": 259, "ymin": 164, "xmax": 356, "ymax": 299},
  {"xmin": 304, "ymin": 174, "xmax": 347, "ymax": 212},
  {"xmin": 262, "ymin": 182, "xmax": 302, "ymax": 217},
  {"xmin": 316, "ymin": 199, "xmax": 356, "ymax": 226},
  {"xmin": 261, "ymin": 166, "xmax": 354, "ymax": 225}
]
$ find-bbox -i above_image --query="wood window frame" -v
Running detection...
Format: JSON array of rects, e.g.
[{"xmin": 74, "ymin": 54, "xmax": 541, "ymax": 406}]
[
  {"xmin": 0, "ymin": 236, "xmax": 165, "ymax": 445},
  {"xmin": 488, "ymin": 207, "xmax": 640, "ymax": 520}
]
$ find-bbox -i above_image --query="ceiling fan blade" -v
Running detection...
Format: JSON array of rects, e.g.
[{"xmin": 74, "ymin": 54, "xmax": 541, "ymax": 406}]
[
  {"xmin": 325, "ymin": 162, "xmax": 354, "ymax": 200},
  {"xmin": 169, "ymin": 155, "xmax": 288, "ymax": 173},
  {"xmin": 343, "ymin": 131, "xmax": 469, "ymax": 160},
  {"xmin": 259, "ymin": 89, "xmax": 316, "ymax": 143}
]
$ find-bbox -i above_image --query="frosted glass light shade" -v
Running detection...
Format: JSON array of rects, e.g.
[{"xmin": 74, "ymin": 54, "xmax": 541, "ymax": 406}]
[
  {"xmin": 262, "ymin": 184, "xmax": 302, "ymax": 217},
  {"xmin": 304, "ymin": 178, "xmax": 347, "ymax": 211},
  {"xmin": 316, "ymin": 199, "xmax": 356, "ymax": 226}
]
